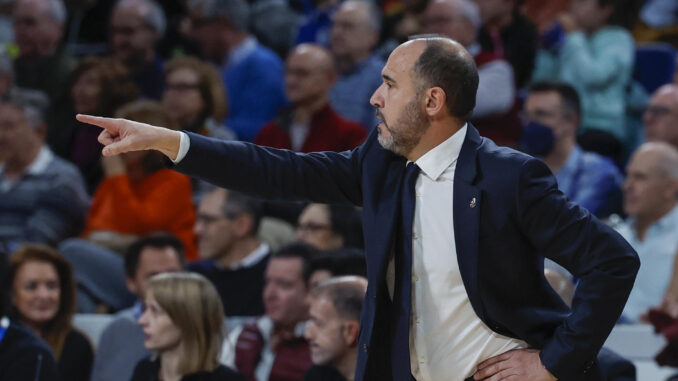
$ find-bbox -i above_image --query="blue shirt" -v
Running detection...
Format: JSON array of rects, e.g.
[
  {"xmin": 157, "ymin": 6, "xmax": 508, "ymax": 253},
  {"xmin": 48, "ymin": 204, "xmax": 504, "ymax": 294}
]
[
  {"xmin": 616, "ymin": 205, "xmax": 678, "ymax": 322},
  {"xmin": 295, "ymin": 6, "xmax": 336, "ymax": 46},
  {"xmin": 555, "ymin": 145, "xmax": 622, "ymax": 216},
  {"xmin": 329, "ymin": 54, "xmax": 383, "ymax": 131},
  {"xmin": 222, "ymin": 37, "xmax": 287, "ymax": 142}
]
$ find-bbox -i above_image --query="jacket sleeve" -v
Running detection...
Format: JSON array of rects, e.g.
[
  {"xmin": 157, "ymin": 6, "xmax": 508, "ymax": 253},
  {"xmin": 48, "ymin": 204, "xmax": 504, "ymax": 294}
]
[
  {"xmin": 515, "ymin": 158, "xmax": 639, "ymax": 380},
  {"xmin": 172, "ymin": 131, "xmax": 368, "ymax": 206}
]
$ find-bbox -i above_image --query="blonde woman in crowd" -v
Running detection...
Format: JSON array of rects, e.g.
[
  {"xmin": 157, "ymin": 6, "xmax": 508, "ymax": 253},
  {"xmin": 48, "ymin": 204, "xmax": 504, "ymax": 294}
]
[{"xmin": 131, "ymin": 272, "xmax": 246, "ymax": 381}]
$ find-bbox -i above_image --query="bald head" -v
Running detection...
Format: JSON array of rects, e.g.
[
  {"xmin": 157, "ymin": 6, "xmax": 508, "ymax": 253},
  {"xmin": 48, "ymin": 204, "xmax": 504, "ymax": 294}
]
[
  {"xmin": 285, "ymin": 44, "xmax": 337, "ymax": 106},
  {"xmin": 624, "ymin": 142, "xmax": 678, "ymax": 219},
  {"xmin": 407, "ymin": 37, "xmax": 478, "ymax": 120},
  {"xmin": 311, "ymin": 276, "xmax": 367, "ymax": 321},
  {"xmin": 644, "ymin": 84, "xmax": 678, "ymax": 149},
  {"xmin": 632, "ymin": 142, "xmax": 678, "ymax": 180}
]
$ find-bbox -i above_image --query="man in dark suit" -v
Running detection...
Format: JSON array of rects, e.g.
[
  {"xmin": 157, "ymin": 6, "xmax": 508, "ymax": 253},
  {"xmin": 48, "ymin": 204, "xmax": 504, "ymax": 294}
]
[{"xmin": 77, "ymin": 36, "xmax": 639, "ymax": 381}]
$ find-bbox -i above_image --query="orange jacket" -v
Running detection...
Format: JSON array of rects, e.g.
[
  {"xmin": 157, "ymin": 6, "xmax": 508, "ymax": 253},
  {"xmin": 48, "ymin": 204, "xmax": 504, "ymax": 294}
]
[{"xmin": 83, "ymin": 169, "xmax": 197, "ymax": 261}]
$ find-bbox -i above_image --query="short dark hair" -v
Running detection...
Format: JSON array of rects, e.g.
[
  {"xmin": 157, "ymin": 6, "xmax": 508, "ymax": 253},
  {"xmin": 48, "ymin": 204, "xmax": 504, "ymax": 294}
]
[
  {"xmin": 311, "ymin": 277, "xmax": 367, "ymax": 321},
  {"xmin": 529, "ymin": 81, "xmax": 581, "ymax": 118},
  {"xmin": 327, "ymin": 204, "xmax": 364, "ymax": 249},
  {"xmin": 223, "ymin": 190, "xmax": 263, "ymax": 237},
  {"xmin": 309, "ymin": 248, "xmax": 366, "ymax": 278},
  {"xmin": 124, "ymin": 234, "xmax": 185, "ymax": 278},
  {"xmin": 411, "ymin": 37, "xmax": 479, "ymax": 120},
  {"xmin": 271, "ymin": 242, "xmax": 320, "ymax": 285}
]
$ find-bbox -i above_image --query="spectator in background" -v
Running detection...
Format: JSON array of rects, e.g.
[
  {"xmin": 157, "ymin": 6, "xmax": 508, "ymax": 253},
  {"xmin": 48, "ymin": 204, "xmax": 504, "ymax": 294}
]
[
  {"xmin": 304, "ymin": 276, "xmax": 367, "ymax": 381},
  {"xmin": 0, "ymin": 89, "xmax": 89, "ymax": 252},
  {"xmin": 82, "ymin": 100, "xmax": 197, "ymax": 260},
  {"xmin": 308, "ymin": 249, "xmax": 366, "ymax": 289},
  {"xmin": 162, "ymin": 56, "xmax": 235, "ymax": 140},
  {"xmin": 615, "ymin": 142, "xmax": 678, "ymax": 322},
  {"xmin": 532, "ymin": 0, "xmax": 638, "ymax": 162},
  {"xmin": 162, "ymin": 55, "xmax": 236, "ymax": 203},
  {"xmin": 9, "ymin": 244, "xmax": 93, "ymax": 381},
  {"xmin": 295, "ymin": 0, "xmax": 341, "ymax": 46},
  {"xmin": 185, "ymin": 0, "xmax": 287, "ymax": 142},
  {"xmin": 423, "ymin": 0, "xmax": 520, "ymax": 146},
  {"xmin": 90, "ymin": 234, "xmax": 184, "ymax": 381},
  {"xmin": 474, "ymin": 0, "xmax": 539, "ymax": 89},
  {"xmin": 12, "ymin": 0, "xmax": 72, "ymax": 115},
  {"xmin": 644, "ymin": 84, "xmax": 678, "ymax": 150},
  {"xmin": 249, "ymin": 0, "xmax": 300, "ymax": 58},
  {"xmin": 188, "ymin": 188, "xmax": 271, "ymax": 317},
  {"xmin": 256, "ymin": 44, "xmax": 366, "ymax": 152},
  {"xmin": 131, "ymin": 273, "xmax": 246, "ymax": 381},
  {"xmin": 523, "ymin": 81, "xmax": 623, "ymax": 217},
  {"xmin": 55, "ymin": 57, "xmax": 139, "ymax": 193},
  {"xmin": 0, "ymin": 249, "xmax": 60, "ymax": 381},
  {"xmin": 225, "ymin": 243, "xmax": 316, "ymax": 381},
  {"xmin": 296, "ymin": 203, "xmax": 364, "ymax": 251},
  {"xmin": 328, "ymin": 0, "xmax": 384, "ymax": 131},
  {"xmin": 110, "ymin": 0, "xmax": 167, "ymax": 99}
]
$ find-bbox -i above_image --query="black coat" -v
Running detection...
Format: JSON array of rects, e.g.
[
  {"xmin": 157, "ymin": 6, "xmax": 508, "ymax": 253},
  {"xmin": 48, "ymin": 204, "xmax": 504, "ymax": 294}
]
[
  {"xmin": 0, "ymin": 320, "xmax": 60, "ymax": 381},
  {"xmin": 130, "ymin": 357, "xmax": 246, "ymax": 381}
]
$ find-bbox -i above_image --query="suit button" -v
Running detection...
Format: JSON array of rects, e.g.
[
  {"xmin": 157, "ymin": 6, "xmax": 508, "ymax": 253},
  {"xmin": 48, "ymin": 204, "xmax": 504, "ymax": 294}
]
[{"xmin": 363, "ymin": 344, "xmax": 368, "ymax": 353}]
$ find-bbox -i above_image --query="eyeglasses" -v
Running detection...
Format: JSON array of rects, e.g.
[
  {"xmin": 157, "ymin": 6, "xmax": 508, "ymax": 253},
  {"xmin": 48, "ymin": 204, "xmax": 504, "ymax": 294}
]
[{"xmin": 296, "ymin": 223, "xmax": 333, "ymax": 233}]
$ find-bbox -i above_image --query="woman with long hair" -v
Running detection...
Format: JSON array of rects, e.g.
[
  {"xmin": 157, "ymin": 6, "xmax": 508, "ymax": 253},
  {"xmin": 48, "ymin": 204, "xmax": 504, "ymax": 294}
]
[
  {"xmin": 131, "ymin": 272, "xmax": 245, "ymax": 381},
  {"xmin": 9, "ymin": 244, "xmax": 93, "ymax": 381}
]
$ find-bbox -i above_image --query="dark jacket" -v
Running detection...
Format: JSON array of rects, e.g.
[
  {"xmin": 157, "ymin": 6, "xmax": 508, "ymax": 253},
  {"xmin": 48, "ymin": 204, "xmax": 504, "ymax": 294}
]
[
  {"xmin": 0, "ymin": 320, "xmax": 60, "ymax": 381},
  {"xmin": 173, "ymin": 124, "xmax": 639, "ymax": 381},
  {"xmin": 130, "ymin": 357, "xmax": 246, "ymax": 381}
]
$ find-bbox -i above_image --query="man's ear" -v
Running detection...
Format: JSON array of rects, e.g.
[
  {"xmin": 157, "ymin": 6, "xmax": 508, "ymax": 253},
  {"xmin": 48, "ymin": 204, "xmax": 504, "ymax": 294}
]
[
  {"xmin": 34, "ymin": 122, "xmax": 47, "ymax": 141},
  {"xmin": 342, "ymin": 320, "xmax": 361, "ymax": 347},
  {"xmin": 125, "ymin": 277, "xmax": 138, "ymax": 295},
  {"xmin": 424, "ymin": 87, "xmax": 447, "ymax": 117},
  {"xmin": 234, "ymin": 214, "xmax": 255, "ymax": 238}
]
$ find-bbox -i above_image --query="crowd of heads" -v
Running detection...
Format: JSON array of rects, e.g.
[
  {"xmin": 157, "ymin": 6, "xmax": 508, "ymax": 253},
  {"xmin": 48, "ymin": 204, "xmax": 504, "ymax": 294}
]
[{"xmin": 0, "ymin": 0, "xmax": 677, "ymax": 379}]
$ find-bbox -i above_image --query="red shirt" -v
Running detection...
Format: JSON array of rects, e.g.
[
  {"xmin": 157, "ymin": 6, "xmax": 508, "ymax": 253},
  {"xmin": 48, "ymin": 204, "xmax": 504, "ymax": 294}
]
[{"xmin": 255, "ymin": 104, "xmax": 367, "ymax": 152}]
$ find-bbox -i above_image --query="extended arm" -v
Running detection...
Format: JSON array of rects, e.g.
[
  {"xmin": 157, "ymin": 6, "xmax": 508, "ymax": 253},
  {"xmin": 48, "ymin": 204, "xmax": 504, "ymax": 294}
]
[{"xmin": 76, "ymin": 114, "xmax": 365, "ymax": 206}]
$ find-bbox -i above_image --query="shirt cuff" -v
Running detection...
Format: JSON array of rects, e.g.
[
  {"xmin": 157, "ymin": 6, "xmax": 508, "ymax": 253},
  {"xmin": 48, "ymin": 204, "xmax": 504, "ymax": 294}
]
[{"xmin": 172, "ymin": 132, "xmax": 190, "ymax": 164}]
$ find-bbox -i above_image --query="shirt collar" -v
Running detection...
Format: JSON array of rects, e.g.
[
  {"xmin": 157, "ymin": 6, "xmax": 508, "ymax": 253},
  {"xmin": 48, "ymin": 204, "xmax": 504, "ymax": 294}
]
[
  {"xmin": 413, "ymin": 124, "xmax": 467, "ymax": 181},
  {"xmin": 653, "ymin": 204, "xmax": 678, "ymax": 232},
  {"xmin": 558, "ymin": 145, "xmax": 582, "ymax": 178},
  {"xmin": 230, "ymin": 243, "xmax": 270, "ymax": 270},
  {"xmin": 0, "ymin": 145, "xmax": 53, "ymax": 178},
  {"xmin": 226, "ymin": 36, "xmax": 258, "ymax": 68},
  {"xmin": 467, "ymin": 43, "xmax": 481, "ymax": 57}
]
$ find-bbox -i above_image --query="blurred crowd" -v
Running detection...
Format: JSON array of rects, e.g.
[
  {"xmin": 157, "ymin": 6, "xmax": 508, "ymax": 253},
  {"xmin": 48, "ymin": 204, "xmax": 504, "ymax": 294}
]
[{"xmin": 0, "ymin": 0, "xmax": 677, "ymax": 380}]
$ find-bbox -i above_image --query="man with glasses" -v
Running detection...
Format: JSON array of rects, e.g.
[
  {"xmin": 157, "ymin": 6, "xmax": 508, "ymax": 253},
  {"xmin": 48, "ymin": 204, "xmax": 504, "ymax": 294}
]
[
  {"xmin": 523, "ymin": 81, "xmax": 623, "ymax": 218},
  {"xmin": 188, "ymin": 187, "xmax": 271, "ymax": 317},
  {"xmin": 110, "ymin": 0, "xmax": 167, "ymax": 99},
  {"xmin": 644, "ymin": 84, "xmax": 678, "ymax": 149}
]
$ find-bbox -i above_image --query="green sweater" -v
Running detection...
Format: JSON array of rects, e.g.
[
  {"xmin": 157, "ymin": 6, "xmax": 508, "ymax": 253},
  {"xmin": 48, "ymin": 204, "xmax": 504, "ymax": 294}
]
[{"xmin": 533, "ymin": 26, "xmax": 634, "ymax": 141}]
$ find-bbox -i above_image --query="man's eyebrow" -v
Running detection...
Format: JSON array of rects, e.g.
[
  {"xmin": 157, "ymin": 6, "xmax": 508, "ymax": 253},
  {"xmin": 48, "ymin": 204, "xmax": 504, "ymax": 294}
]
[{"xmin": 382, "ymin": 74, "xmax": 396, "ymax": 84}]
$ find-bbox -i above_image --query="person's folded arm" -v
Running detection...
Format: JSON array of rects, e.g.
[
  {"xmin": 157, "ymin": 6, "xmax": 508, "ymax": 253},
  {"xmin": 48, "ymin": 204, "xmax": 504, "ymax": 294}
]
[{"xmin": 515, "ymin": 158, "xmax": 639, "ymax": 380}]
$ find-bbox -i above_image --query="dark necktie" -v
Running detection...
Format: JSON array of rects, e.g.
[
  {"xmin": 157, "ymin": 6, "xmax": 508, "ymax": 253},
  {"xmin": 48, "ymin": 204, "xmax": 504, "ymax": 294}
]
[{"xmin": 392, "ymin": 162, "xmax": 420, "ymax": 381}]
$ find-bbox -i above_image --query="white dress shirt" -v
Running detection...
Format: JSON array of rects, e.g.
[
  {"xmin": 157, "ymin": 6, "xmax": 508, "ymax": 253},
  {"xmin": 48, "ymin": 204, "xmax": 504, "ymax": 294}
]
[{"xmin": 388, "ymin": 125, "xmax": 526, "ymax": 381}]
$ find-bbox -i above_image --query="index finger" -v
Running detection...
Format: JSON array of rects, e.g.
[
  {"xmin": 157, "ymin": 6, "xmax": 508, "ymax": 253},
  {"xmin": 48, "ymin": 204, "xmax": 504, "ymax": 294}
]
[{"xmin": 76, "ymin": 114, "xmax": 121, "ymax": 132}]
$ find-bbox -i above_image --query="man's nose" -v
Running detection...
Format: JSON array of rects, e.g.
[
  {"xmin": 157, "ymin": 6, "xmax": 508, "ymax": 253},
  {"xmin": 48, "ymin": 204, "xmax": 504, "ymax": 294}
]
[{"xmin": 370, "ymin": 84, "xmax": 384, "ymax": 108}]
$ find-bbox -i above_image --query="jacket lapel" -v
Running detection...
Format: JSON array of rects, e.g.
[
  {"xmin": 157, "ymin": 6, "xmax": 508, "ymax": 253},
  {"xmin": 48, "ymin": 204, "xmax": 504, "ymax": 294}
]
[{"xmin": 453, "ymin": 124, "xmax": 485, "ymax": 321}]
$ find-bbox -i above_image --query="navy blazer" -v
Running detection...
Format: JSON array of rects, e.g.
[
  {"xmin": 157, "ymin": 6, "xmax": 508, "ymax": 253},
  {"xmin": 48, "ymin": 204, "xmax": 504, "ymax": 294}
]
[{"xmin": 174, "ymin": 124, "xmax": 639, "ymax": 381}]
